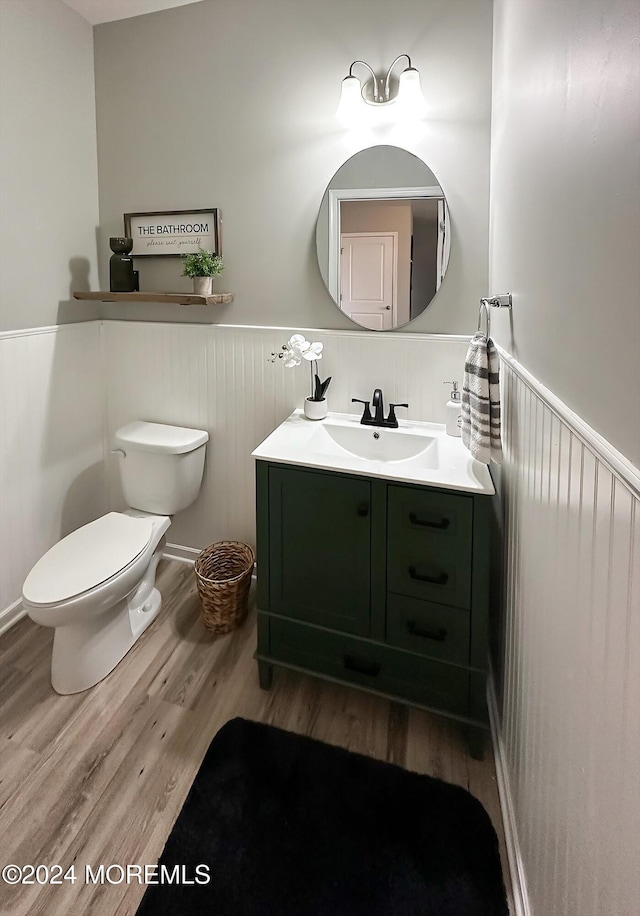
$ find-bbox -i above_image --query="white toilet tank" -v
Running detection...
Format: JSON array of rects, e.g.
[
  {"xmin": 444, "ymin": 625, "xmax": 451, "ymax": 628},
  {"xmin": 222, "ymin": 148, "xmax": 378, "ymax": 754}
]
[{"xmin": 113, "ymin": 421, "xmax": 209, "ymax": 515}]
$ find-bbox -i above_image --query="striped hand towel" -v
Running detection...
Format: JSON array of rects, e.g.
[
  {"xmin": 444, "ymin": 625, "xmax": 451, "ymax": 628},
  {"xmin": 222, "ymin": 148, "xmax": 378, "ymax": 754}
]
[{"xmin": 461, "ymin": 332, "xmax": 503, "ymax": 464}]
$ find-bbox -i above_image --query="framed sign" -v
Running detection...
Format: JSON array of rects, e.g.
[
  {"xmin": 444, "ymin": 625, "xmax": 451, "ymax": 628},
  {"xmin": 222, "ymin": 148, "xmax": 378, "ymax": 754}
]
[{"xmin": 124, "ymin": 208, "xmax": 221, "ymax": 257}]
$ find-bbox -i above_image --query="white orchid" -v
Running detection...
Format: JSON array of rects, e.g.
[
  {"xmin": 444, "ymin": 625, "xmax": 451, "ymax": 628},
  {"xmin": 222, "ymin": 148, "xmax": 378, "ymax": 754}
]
[
  {"xmin": 281, "ymin": 334, "xmax": 311, "ymax": 367},
  {"xmin": 303, "ymin": 340, "xmax": 323, "ymax": 361},
  {"xmin": 268, "ymin": 333, "xmax": 331, "ymax": 402}
]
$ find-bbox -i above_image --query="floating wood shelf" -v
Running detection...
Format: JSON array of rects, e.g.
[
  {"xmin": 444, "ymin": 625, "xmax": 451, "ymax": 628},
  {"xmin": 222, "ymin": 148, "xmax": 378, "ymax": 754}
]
[{"xmin": 73, "ymin": 290, "xmax": 234, "ymax": 305}]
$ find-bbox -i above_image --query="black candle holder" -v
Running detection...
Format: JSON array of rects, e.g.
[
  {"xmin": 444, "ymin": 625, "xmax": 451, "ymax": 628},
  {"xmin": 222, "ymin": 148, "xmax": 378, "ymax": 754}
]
[{"xmin": 109, "ymin": 237, "xmax": 139, "ymax": 292}]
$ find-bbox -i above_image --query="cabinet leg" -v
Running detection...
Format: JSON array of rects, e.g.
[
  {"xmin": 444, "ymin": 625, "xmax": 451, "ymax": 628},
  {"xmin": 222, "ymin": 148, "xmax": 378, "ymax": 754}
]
[
  {"xmin": 467, "ymin": 726, "xmax": 486, "ymax": 761},
  {"xmin": 258, "ymin": 661, "xmax": 273, "ymax": 690}
]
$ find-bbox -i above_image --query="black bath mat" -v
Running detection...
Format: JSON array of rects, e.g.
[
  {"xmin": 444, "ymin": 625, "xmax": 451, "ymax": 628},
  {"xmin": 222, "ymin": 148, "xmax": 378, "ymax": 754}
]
[{"xmin": 137, "ymin": 717, "xmax": 508, "ymax": 916}]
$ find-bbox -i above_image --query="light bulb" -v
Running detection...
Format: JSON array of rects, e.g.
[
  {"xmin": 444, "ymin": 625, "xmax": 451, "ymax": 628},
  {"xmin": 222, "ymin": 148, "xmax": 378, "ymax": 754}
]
[
  {"xmin": 396, "ymin": 67, "xmax": 426, "ymax": 119},
  {"xmin": 336, "ymin": 75, "xmax": 365, "ymax": 125}
]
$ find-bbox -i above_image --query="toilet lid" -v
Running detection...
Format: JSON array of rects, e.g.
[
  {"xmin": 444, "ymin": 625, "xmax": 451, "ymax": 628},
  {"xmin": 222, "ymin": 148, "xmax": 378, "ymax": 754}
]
[{"xmin": 22, "ymin": 513, "xmax": 154, "ymax": 606}]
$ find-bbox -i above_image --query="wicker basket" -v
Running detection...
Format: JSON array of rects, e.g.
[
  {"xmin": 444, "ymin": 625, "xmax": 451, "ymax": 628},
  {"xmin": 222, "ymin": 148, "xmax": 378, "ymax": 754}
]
[{"xmin": 194, "ymin": 541, "xmax": 255, "ymax": 634}]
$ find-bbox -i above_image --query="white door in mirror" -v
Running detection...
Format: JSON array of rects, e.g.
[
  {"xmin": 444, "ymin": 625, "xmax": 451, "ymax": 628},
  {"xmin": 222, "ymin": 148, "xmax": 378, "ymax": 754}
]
[{"xmin": 340, "ymin": 233, "xmax": 396, "ymax": 330}]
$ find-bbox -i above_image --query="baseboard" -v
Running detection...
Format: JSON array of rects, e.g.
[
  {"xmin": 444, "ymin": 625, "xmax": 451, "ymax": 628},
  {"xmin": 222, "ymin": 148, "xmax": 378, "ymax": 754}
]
[
  {"xmin": 487, "ymin": 672, "xmax": 531, "ymax": 916},
  {"xmin": 162, "ymin": 543, "xmax": 258, "ymax": 584},
  {"xmin": 162, "ymin": 542, "xmax": 201, "ymax": 564},
  {"xmin": 0, "ymin": 598, "xmax": 27, "ymax": 637}
]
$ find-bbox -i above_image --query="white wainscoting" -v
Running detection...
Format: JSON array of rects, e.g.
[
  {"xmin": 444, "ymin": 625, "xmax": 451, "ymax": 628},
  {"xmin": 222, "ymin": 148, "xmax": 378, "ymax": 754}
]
[
  {"xmin": 102, "ymin": 322, "xmax": 471, "ymax": 551},
  {"xmin": 0, "ymin": 323, "xmax": 108, "ymax": 630},
  {"xmin": 495, "ymin": 353, "xmax": 640, "ymax": 916}
]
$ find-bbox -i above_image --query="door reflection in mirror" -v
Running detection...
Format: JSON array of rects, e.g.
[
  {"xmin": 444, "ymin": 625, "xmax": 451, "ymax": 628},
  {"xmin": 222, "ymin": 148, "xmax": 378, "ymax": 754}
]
[{"xmin": 316, "ymin": 146, "xmax": 451, "ymax": 331}]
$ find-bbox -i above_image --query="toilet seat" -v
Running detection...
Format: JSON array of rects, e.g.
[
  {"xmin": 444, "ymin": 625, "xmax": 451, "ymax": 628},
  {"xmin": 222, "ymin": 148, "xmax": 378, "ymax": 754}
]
[{"xmin": 23, "ymin": 512, "xmax": 154, "ymax": 606}]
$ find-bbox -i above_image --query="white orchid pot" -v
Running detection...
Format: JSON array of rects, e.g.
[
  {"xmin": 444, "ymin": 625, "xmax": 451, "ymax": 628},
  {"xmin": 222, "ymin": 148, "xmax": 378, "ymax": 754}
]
[
  {"xmin": 193, "ymin": 276, "xmax": 213, "ymax": 296},
  {"xmin": 304, "ymin": 398, "xmax": 328, "ymax": 421}
]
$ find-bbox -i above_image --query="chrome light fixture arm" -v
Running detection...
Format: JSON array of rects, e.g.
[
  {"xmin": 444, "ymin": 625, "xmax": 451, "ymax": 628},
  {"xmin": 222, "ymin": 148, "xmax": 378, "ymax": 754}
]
[
  {"xmin": 348, "ymin": 60, "xmax": 382, "ymax": 102},
  {"xmin": 383, "ymin": 54, "xmax": 412, "ymax": 101}
]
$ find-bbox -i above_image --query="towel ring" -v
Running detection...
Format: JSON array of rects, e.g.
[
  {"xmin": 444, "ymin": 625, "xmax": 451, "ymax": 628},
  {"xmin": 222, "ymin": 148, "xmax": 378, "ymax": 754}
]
[
  {"xmin": 477, "ymin": 300, "xmax": 490, "ymax": 337},
  {"xmin": 481, "ymin": 294, "xmax": 512, "ymax": 309},
  {"xmin": 477, "ymin": 293, "xmax": 512, "ymax": 338}
]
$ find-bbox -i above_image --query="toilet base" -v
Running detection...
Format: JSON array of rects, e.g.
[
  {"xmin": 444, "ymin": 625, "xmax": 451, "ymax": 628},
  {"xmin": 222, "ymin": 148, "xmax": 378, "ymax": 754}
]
[
  {"xmin": 50, "ymin": 548, "xmax": 164, "ymax": 695},
  {"xmin": 51, "ymin": 587, "xmax": 162, "ymax": 695}
]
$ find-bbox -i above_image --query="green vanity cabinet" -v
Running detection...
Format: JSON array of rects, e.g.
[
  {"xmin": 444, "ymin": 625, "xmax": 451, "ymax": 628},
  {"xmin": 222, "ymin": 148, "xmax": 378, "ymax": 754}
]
[{"xmin": 255, "ymin": 460, "xmax": 492, "ymax": 750}]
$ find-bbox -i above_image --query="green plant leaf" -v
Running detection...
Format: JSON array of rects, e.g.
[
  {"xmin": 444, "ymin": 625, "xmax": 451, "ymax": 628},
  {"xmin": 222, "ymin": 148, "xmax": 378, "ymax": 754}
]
[
  {"xmin": 313, "ymin": 374, "xmax": 331, "ymax": 400},
  {"xmin": 181, "ymin": 248, "xmax": 224, "ymax": 278}
]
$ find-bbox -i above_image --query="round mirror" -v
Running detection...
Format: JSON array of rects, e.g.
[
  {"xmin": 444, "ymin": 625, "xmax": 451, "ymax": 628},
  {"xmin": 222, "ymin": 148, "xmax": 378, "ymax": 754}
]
[{"xmin": 316, "ymin": 145, "xmax": 450, "ymax": 330}]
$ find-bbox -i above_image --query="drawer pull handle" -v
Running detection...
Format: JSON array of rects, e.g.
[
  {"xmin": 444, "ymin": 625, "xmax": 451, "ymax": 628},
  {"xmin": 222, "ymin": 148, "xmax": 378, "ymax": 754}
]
[
  {"xmin": 408, "ymin": 565, "xmax": 449, "ymax": 586},
  {"xmin": 356, "ymin": 502, "xmax": 369, "ymax": 518},
  {"xmin": 409, "ymin": 512, "xmax": 450, "ymax": 530},
  {"xmin": 407, "ymin": 621, "xmax": 447, "ymax": 642},
  {"xmin": 343, "ymin": 654, "xmax": 381, "ymax": 677}
]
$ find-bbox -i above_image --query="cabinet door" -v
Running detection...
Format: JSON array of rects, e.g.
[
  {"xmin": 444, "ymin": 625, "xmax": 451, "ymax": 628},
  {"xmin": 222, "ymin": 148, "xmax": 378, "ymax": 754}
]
[{"xmin": 268, "ymin": 467, "xmax": 371, "ymax": 635}]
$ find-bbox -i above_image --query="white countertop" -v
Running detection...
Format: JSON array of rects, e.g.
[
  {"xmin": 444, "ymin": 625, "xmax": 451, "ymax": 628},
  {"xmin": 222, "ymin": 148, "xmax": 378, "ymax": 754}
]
[{"xmin": 251, "ymin": 409, "xmax": 495, "ymax": 496}]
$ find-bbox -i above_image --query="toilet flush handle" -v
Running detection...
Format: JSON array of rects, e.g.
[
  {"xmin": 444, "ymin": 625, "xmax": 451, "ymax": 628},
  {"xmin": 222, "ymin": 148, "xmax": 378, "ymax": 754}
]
[{"xmin": 111, "ymin": 448, "xmax": 127, "ymax": 458}]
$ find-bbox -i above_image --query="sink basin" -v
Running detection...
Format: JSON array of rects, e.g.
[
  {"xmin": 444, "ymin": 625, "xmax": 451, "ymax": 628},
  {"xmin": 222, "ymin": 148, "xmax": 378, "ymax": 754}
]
[
  {"xmin": 311, "ymin": 422, "xmax": 438, "ymax": 465},
  {"xmin": 251, "ymin": 409, "xmax": 495, "ymax": 495}
]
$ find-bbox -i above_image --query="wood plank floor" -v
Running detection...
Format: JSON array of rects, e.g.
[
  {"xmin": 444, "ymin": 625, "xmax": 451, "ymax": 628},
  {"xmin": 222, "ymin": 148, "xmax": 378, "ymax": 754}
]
[{"xmin": 0, "ymin": 560, "xmax": 513, "ymax": 915}]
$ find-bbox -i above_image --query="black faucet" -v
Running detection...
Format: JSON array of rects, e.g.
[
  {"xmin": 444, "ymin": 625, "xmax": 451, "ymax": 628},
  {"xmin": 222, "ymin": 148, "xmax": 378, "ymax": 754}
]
[
  {"xmin": 372, "ymin": 388, "xmax": 384, "ymax": 424},
  {"xmin": 352, "ymin": 389, "xmax": 409, "ymax": 429}
]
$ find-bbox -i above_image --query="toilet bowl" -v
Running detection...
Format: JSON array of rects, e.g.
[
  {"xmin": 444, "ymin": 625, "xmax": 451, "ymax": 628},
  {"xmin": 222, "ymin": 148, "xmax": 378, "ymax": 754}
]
[
  {"xmin": 22, "ymin": 421, "xmax": 209, "ymax": 695},
  {"xmin": 23, "ymin": 511, "xmax": 170, "ymax": 694}
]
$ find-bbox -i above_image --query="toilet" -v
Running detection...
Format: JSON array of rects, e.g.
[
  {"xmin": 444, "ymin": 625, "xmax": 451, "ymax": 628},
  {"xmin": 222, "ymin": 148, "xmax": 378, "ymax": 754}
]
[{"xmin": 22, "ymin": 420, "xmax": 209, "ymax": 695}]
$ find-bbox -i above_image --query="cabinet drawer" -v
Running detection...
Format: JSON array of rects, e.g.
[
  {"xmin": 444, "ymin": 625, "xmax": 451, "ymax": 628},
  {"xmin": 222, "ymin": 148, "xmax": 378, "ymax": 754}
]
[
  {"xmin": 386, "ymin": 594, "xmax": 470, "ymax": 664},
  {"xmin": 387, "ymin": 544, "xmax": 471, "ymax": 609},
  {"xmin": 387, "ymin": 487, "xmax": 472, "ymax": 608},
  {"xmin": 269, "ymin": 617, "xmax": 469, "ymax": 717},
  {"xmin": 388, "ymin": 486, "xmax": 472, "ymax": 550}
]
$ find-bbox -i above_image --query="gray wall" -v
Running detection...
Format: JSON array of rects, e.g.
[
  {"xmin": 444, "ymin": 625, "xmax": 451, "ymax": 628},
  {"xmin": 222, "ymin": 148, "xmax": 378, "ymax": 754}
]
[
  {"xmin": 93, "ymin": 0, "xmax": 493, "ymax": 332},
  {"xmin": 0, "ymin": 0, "xmax": 100, "ymax": 331},
  {"xmin": 489, "ymin": 0, "xmax": 640, "ymax": 466}
]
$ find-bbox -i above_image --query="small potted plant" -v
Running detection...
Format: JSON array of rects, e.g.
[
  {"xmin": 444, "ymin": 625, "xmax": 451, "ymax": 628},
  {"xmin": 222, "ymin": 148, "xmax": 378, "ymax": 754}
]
[
  {"xmin": 181, "ymin": 248, "xmax": 224, "ymax": 296},
  {"xmin": 268, "ymin": 334, "xmax": 331, "ymax": 420}
]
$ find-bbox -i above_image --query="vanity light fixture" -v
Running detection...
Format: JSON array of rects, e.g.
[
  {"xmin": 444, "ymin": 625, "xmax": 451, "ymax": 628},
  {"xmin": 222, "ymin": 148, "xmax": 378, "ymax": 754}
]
[{"xmin": 336, "ymin": 54, "xmax": 425, "ymax": 124}]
